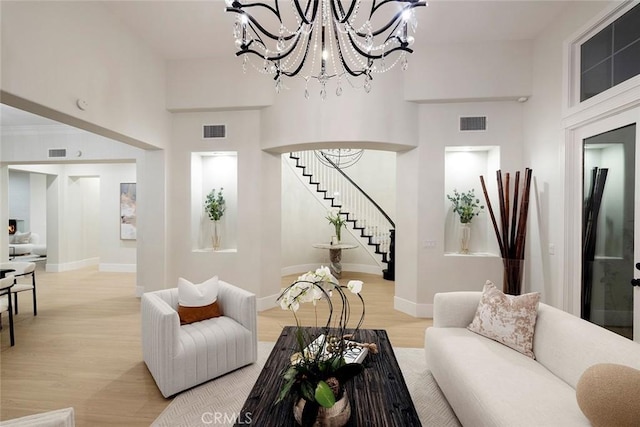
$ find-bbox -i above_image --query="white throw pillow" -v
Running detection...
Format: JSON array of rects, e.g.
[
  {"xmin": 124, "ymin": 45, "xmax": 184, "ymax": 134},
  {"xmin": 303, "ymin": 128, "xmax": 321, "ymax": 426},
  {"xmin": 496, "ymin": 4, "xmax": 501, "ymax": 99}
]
[
  {"xmin": 178, "ymin": 276, "xmax": 219, "ymax": 307},
  {"xmin": 12, "ymin": 231, "xmax": 31, "ymax": 244},
  {"xmin": 467, "ymin": 280, "xmax": 540, "ymax": 358}
]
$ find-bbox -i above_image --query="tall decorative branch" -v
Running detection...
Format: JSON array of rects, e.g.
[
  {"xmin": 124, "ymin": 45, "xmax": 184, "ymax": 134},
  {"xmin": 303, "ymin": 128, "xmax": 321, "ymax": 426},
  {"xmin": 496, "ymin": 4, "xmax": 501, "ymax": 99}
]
[
  {"xmin": 480, "ymin": 169, "xmax": 533, "ymax": 295},
  {"xmin": 581, "ymin": 167, "xmax": 607, "ymax": 321}
]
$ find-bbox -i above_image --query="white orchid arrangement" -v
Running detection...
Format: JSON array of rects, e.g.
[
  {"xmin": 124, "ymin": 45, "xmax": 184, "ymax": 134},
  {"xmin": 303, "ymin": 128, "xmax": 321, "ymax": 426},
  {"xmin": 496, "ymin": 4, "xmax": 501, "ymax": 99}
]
[{"xmin": 276, "ymin": 266, "xmax": 366, "ymax": 424}]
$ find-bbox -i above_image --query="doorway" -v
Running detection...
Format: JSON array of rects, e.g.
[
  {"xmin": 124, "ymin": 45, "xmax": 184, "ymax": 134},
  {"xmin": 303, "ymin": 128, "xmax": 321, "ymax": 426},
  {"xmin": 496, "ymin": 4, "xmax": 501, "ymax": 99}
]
[
  {"xmin": 582, "ymin": 124, "xmax": 635, "ymax": 339},
  {"xmin": 577, "ymin": 108, "xmax": 640, "ymax": 342}
]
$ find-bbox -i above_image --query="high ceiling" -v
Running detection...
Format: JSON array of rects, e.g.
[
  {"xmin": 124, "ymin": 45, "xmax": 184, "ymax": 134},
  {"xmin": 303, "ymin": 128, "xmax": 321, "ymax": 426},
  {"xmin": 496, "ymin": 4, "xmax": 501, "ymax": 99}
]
[
  {"xmin": 1, "ymin": 0, "xmax": 574, "ymax": 128},
  {"xmin": 103, "ymin": 0, "xmax": 572, "ymax": 61}
]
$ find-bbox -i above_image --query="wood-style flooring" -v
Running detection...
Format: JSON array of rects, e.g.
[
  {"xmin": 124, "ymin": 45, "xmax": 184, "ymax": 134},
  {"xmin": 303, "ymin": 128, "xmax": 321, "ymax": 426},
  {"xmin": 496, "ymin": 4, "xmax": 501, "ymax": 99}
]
[{"xmin": 0, "ymin": 266, "xmax": 431, "ymax": 425}]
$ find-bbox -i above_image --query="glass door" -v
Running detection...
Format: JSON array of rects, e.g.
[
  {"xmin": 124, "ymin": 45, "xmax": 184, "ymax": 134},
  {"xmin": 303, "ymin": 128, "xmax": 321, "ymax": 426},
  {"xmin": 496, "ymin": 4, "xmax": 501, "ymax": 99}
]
[{"xmin": 582, "ymin": 118, "xmax": 639, "ymax": 342}]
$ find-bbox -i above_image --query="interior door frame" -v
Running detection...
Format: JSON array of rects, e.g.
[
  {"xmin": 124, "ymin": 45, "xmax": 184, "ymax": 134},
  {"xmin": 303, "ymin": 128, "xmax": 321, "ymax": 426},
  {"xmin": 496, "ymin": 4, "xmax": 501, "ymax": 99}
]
[{"xmin": 565, "ymin": 107, "xmax": 640, "ymax": 341}]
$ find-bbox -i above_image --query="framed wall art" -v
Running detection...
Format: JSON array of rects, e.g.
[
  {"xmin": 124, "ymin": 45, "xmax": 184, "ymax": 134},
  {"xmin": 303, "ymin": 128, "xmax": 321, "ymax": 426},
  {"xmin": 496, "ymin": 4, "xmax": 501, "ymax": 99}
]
[{"xmin": 120, "ymin": 183, "xmax": 137, "ymax": 240}]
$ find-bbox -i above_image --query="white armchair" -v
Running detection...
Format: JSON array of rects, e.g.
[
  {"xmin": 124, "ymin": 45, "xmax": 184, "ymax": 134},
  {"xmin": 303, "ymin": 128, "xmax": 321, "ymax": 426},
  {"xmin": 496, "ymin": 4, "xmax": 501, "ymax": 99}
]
[{"xmin": 141, "ymin": 280, "xmax": 257, "ymax": 398}]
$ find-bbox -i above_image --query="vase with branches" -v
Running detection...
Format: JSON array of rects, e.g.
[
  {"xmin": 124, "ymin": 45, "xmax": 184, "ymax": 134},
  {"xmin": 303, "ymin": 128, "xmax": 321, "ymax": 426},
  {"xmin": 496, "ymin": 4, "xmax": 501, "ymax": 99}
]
[
  {"xmin": 447, "ymin": 189, "xmax": 484, "ymax": 224},
  {"xmin": 205, "ymin": 188, "xmax": 226, "ymax": 250},
  {"xmin": 447, "ymin": 189, "xmax": 484, "ymax": 254}
]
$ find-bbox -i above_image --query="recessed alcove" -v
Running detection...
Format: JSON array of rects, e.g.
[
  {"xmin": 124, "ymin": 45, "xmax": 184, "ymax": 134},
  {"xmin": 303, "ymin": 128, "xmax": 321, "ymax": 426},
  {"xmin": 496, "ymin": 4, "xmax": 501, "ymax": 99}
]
[
  {"xmin": 191, "ymin": 152, "xmax": 238, "ymax": 252},
  {"xmin": 444, "ymin": 146, "xmax": 500, "ymax": 256}
]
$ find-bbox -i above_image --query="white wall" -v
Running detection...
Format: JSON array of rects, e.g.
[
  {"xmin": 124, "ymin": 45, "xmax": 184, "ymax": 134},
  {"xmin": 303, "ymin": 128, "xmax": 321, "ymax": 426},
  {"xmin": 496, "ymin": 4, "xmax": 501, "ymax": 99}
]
[
  {"xmin": 404, "ymin": 40, "xmax": 533, "ymax": 102},
  {"xmin": 0, "ymin": 1, "xmax": 171, "ymax": 150},
  {"xmin": 169, "ymin": 110, "xmax": 281, "ymax": 307},
  {"xmin": 395, "ymin": 101, "xmax": 524, "ymax": 316},
  {"xmin": 8, "ymin": 170, "xmax": 30, "ymax": 231},
  {"xmin": 523, "ymin": 0, "xmax": 613, "ymax": 307}
]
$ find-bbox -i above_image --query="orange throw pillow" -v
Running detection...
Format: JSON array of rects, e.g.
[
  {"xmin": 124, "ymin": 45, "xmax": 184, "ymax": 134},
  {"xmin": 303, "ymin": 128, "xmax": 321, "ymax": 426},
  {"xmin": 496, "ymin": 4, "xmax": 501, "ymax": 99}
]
[{"xmin": 178, "ymin": 301, "xmax": 223, "ymax": 325}]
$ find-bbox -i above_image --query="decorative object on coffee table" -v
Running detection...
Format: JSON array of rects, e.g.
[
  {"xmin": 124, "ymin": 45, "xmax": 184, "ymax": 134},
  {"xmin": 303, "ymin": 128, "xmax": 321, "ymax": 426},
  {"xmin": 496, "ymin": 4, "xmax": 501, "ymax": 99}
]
[
  {"xmin": 276, "ymin": 267, "xmax": 368, "ymax": 426},
  {"xmin": 204, "ymin": 187, "xmax": 226, "ymax": 250},
  {"xmin": 480, "ymin": 169, "xmax": 533, "ymax": 295},
  {"xmin": 447, "ymin": 189, "xmax": 484, "ymax": 254},
  {"xmin": 235, "ymin": 327, "xmax": 421, "ymax": 427}
]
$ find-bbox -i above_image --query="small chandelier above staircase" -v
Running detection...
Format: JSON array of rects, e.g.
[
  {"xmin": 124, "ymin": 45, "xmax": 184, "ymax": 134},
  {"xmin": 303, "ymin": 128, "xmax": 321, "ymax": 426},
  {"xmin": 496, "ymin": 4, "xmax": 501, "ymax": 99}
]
[{"xmin": 315, "ymin": 148, "xmax": 364, "ymax": 169}]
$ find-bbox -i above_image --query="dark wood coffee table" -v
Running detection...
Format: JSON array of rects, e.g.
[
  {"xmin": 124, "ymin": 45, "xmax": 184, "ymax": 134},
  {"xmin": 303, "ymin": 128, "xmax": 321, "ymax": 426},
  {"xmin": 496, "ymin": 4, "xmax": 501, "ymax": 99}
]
[{"xmin": 235, "ymin": 326, "xmax": 420, "ymax": 426}]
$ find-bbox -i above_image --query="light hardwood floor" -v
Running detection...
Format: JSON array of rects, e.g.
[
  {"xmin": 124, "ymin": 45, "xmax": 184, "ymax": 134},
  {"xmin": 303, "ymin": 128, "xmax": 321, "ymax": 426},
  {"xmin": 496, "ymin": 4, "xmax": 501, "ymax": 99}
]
[{"xmin": 0, "ymin": 266, "xmax": 431, "ymax": 425}]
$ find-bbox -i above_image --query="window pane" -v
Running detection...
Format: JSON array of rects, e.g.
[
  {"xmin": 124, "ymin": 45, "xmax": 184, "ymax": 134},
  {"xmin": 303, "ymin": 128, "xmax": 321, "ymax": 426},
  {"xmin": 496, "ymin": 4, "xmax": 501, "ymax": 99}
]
[
  {"xmin": 581, "ymin": 59, "xmax": 612, "ymax": 101},
  {"xmin": 613, "ymin": 3, "xmax": 640, "ymax": 51},
  {"xmin": 614, "ymin": 40, "xmax": 640, "ymax": 85},
  {"xmin": 581, "ymin": 25, "xmax": 612, "ymax": 72}
]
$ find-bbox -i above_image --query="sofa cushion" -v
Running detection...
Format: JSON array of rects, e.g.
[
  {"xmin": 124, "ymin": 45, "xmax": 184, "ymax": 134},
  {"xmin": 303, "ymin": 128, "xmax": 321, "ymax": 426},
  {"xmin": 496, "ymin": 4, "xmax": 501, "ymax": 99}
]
[
  {"xmin": 576, "ymin": 363, "xmax": 640, "ymax": 427},
  {"xmin": 467, "ymin": 281, "xmax": 540, "ymax": 358},
  {"xmin": 425, "ymin": 327, "xmax": 590, "ymax": 427}
]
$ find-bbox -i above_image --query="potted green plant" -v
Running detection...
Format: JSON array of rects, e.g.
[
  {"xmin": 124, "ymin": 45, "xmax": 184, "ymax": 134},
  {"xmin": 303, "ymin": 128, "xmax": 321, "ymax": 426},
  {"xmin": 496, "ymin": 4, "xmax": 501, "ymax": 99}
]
[
  {"xmin": 276, "ymin": 267, "xmax": 375, "ymax": 426},
  {"xmin": 447, "ymin": 189, "xmax": 484, "ymax": 253},
  {"xmin": 326, "ymin": 209, "xmax": 347, "ymax": 243},
  {"xmin": 205, "ymin": 188, "xmax": 226, "ymax": 250}
]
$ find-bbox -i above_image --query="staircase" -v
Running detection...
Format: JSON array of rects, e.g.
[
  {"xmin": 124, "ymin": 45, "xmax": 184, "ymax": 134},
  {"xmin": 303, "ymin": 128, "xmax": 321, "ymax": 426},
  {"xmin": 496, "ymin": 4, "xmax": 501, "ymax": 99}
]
[{"xmin": 289, "ymin": 151, "xmax": 396, "ymax": 280}]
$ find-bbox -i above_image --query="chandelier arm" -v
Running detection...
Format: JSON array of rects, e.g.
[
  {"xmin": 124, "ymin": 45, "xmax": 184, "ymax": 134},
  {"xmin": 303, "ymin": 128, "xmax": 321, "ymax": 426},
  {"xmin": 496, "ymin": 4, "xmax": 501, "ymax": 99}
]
[
  {"xmin": 291, "ymin": 0, "xmax": 320, "ymax": 25},
  {"xmin": 332, "ymin": 22, "xmax": 366, "ymax": 78},
  {"xmin": 370, "ymin": 0, "xmax": 426, "ymax": 16},
  {"xmin": 346, "ymin": 31, "xmax": 412, "ymax": 60},
  {"xmin": 226, "ymin": 2, "xmax": 279, "ymax": 16},
  {"xmin": 278, "ymin": 34, "xmax": 314, "ymax": 77},
  {"xmin": 329, "ymin": 0, "xmax": 357, "ymax": 25}
]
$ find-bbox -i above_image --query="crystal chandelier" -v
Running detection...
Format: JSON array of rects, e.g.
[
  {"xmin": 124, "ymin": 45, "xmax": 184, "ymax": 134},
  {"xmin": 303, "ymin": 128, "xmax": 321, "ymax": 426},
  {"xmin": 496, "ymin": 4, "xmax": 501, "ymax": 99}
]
[{"xmin": 225, "ymin": 0, "xmax": 427, "ymax": 99}]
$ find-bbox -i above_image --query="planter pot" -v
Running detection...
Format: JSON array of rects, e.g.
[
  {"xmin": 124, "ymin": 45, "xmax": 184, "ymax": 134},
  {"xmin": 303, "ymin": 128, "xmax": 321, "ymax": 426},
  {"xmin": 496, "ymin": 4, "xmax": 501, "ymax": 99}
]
[{"xmin": 293, "ymin": 391, "xmax": 351, "ymax": 427}]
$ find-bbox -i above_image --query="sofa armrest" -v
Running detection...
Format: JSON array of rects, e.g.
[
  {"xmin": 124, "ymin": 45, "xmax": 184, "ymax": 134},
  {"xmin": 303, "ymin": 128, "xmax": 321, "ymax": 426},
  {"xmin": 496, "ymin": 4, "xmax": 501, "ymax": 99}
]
[
  {"xmin": 141, "ymin": 291, "xmax": 180, "ymax": 395},
  {"xmin": 432, "ymin": 291, "xmax": 482, "ymax": 328}
]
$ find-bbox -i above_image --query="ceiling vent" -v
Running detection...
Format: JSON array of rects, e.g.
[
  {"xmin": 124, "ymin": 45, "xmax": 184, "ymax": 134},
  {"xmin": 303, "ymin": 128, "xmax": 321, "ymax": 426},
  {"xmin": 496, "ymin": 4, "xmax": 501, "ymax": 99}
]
[
  {"xmin": 459, "ymin": 116, "xmax": 487, "ymax": 132},
  {"xmin": 48, "ymin": 148, "xmax": 67, "ymax": 158},
  {"xmin": 203, "ymin": 124, "xmax": 226, "ymax": 139}
]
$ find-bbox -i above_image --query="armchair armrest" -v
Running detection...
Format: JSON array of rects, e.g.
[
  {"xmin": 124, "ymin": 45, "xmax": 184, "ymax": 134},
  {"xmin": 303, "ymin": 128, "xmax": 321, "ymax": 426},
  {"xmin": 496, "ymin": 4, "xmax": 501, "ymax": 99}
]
[
  {"xmin": 432, "ymin": 291, "xmax": 482, "ymax": 328},
  {"xmin": 217, "ymin": 281, "xmax": 257, "ymax": 354},
  {"xmin": 141, "ymin": 290, "xmax": 181, "ymax": 396}
]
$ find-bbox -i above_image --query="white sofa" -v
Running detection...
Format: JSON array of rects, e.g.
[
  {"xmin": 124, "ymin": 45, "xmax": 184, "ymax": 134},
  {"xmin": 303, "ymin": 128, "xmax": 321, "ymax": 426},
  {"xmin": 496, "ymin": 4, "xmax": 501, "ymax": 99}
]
[
  {"xmin": 141, "ymin": 281, "xmax": 257, "ymax": 398},
  {"xmin": 425, "ymin": 291, "xmax": 640, "ymax": 426},
  {"xmin": 9, "ymin": 232, "xmax": 46, "ymax": 258}
]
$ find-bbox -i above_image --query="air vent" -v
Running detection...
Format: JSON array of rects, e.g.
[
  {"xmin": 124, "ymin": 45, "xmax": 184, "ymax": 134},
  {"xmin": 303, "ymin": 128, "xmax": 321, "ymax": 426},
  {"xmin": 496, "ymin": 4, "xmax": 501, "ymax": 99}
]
[
  {"xmin": 203, "ymin": 124, "xmax": 226, "ymax": 139},
  {"xmin": 459, "ymin": 116, "xmax": 487, "ymax": 132},
  {"xmin": 48, "ymin": 148, "xmax": 67, "ymax": 158}
]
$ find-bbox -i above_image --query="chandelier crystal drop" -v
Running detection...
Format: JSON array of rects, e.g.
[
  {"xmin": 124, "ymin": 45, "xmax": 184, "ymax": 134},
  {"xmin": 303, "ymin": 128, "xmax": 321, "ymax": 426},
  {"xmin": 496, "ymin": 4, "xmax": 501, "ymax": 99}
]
[{"xmin": 225, "ymin": 0, "xmax": 427, "ymax": 98}]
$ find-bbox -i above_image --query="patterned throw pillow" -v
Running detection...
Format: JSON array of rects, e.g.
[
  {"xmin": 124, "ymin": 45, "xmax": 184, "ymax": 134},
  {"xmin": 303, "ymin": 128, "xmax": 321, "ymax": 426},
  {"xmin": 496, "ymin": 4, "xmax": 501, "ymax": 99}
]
[
  {"xmin": 467, "ymin": 280, "xmax": 540, "ymax": 358},
  {"xmin": 177, "ymin": 276, "xmax": 222, "ymax": 325}
]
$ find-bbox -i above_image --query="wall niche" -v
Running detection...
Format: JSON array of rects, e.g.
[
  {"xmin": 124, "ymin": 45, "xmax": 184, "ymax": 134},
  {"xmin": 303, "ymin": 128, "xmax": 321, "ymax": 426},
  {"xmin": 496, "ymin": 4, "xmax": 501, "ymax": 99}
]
[
  {"xmin": 191, "ymin": 152, "xmax": 238, "ymax": 252},
  {"xmin": 444, "ymin": 146, "xmax": 500, "ymax": 256}
]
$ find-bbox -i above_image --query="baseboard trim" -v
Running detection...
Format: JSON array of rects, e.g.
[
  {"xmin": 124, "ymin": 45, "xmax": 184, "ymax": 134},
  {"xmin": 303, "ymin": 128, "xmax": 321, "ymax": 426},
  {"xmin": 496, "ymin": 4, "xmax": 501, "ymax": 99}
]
[
  {"xmin": 99, "ymin": 263, "xmax": 137, "ymax": 273},
  {"xmin": 394, "ymin": 296, "xmax": 432, "ymax": 318},
  {"xmin": 258, "ymin": 293, "xmax": 280, "ymax": 312},
  {"xmin": 46, "ymin": 257, "xmax": 100, "ymax": 273}
]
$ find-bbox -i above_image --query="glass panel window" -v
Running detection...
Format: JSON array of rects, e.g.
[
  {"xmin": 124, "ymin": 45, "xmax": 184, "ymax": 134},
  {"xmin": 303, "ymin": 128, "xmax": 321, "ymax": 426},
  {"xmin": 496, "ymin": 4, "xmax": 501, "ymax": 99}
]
[
  {"xmin": 580, "ymin": 3, "xmax": 640, "ymax": 102},
  {"xmin": 613, "ymin": 3, "xmax": 640, "ymax": 51},
  {"xmin": 581, "ymin": 26, "xmax": 612, "ymax": 72},
  {"xmin": 614, "ymin": 40, "xmax": 640, "ymax": 85},
  {"xmin": 582, "ymin": 59, "xmax": 613, "ymax": 101}
]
